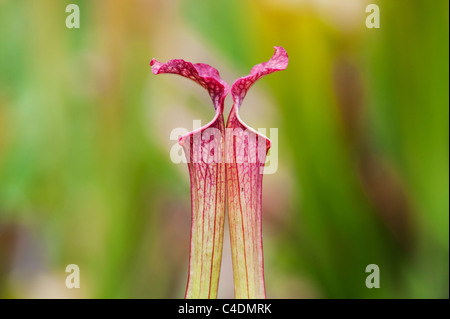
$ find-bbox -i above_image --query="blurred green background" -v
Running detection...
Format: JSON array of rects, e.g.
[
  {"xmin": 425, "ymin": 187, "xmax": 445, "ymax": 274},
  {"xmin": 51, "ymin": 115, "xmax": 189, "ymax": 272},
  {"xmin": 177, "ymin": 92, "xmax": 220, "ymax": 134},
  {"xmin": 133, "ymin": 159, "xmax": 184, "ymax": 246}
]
[{"xmin": 0, "ymin": 0, "xmax": 448, "ymax": 298}]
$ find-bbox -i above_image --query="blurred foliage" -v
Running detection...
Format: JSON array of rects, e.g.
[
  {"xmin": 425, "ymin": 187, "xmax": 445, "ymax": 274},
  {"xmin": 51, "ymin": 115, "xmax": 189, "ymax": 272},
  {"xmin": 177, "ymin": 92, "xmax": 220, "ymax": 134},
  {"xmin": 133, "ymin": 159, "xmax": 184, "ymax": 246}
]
[{"xmin": 0, "ymin": 0, "xmax": 448, "ymax": 298}]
